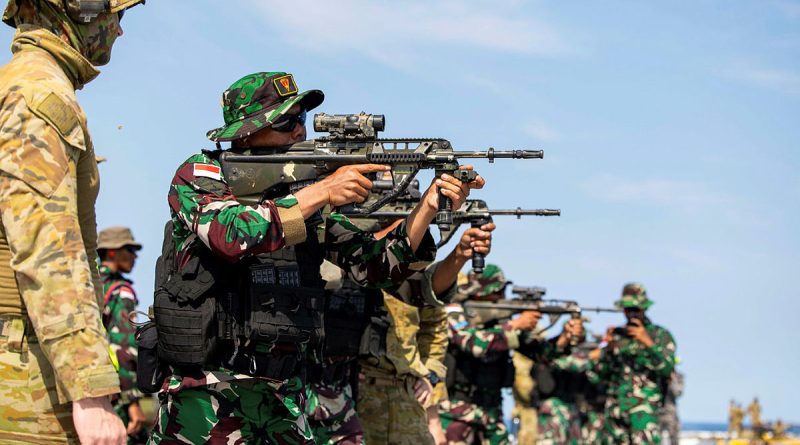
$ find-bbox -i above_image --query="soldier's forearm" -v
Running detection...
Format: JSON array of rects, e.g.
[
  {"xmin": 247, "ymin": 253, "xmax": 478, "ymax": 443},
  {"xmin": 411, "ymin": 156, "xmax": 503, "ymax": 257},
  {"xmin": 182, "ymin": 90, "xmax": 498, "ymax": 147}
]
[{"xmin": 431, "ymin": 250, "xmax": 466, "ymax": 296}]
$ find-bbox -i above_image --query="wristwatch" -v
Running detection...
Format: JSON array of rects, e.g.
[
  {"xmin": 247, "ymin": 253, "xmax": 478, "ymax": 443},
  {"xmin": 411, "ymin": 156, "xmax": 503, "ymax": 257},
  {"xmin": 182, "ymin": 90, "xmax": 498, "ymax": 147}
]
[{"xmin": 426, "ymin": 372, "xmax": 441, "ymax": 386}]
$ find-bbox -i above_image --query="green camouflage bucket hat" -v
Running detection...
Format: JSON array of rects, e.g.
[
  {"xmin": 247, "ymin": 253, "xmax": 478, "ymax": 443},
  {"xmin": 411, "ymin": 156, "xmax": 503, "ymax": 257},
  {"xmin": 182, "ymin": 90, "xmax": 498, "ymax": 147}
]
[
  {"xmin": 614, "ymin": 282, "xmax": 653, "ymax": 309},
  {"xmin": 459, "ymin": 264, "xmax": 511, "ymax": 300},
  {"xmin": 207, "ymin": 72, "xmax": 324, "ymax": 142}
]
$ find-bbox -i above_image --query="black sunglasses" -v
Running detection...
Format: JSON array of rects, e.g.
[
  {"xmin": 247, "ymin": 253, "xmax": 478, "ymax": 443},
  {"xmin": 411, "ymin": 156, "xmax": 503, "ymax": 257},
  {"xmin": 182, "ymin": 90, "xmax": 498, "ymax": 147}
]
[{"xmin": 270, "ymin": 110, "xmax": 307, "ymax": 133}]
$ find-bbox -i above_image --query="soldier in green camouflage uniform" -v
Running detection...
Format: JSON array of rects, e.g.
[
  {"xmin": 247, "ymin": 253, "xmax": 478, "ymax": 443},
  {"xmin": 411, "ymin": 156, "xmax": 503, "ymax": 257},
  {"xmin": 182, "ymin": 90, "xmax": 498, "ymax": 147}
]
[
  {"xmin": 97, "ymin": 227, "xmax": 148, "ymax": 444},
  {"xmin": 440, "ymin": 266, "xmax": 583, "ymax": 445},
  {"xmin": 534, "ymin": 341, "xmax": 597, "ymax": 445},
  {"xmin": 150, "ymin": 72, "xmax": 482, "ymax": 444},
  {"xmin": 587, "ymin": 283, "xmax": 676, "ymax": 445},
  {"xmin": 0, "ymin": 1, "xmax": 144, "ymax": 444}
]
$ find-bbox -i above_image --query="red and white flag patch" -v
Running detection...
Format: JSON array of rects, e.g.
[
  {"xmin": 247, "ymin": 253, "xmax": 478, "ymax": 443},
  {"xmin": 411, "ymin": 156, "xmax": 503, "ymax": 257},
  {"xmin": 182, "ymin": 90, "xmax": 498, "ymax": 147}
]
[{"xmin": 193, "ymin": 163, "xmax": 222, "ymax": 181}]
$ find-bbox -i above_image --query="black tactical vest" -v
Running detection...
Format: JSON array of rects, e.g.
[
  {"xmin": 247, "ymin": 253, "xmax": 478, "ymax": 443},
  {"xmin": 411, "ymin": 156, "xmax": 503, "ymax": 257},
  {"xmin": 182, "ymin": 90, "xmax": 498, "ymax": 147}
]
[
  {"xmin": 323, "ymin": 278, "xmax": 384, "ymax": 358},
  {"xmin": 445, "ymin": 333, "xmax": 514, "ymax": 408}
]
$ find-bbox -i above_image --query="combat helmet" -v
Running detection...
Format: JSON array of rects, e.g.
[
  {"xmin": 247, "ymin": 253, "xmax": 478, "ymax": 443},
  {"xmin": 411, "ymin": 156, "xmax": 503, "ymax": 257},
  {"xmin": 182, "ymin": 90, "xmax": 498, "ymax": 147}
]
[
  {"xmin": 3, "ymin": 0, "xmax": 145, "ymax": 27},
  {"xmin": 614, "ymin": 282, "xmax": 653, "ymax": 309},
  {"xmin": 457, "ymin": 264, "xmax": 511, "ymax": 301}
]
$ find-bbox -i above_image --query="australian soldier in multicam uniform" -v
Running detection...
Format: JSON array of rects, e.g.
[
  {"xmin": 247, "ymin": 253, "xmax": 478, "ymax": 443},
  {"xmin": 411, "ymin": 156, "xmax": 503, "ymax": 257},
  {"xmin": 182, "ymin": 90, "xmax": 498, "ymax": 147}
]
[
  {"xmin": 0, "ymin": 1, "xmax": 144, "ymax": 444},
  {"xmin": 148, "ymin": 71, "xmax": 483, "ymax": 444},
  {"xmin": 587, "ymin": 283, "xmax": 677, "ymax": 445},
  {"xmin": 98, "ymin": 226, "xmax": 149, "ymax": 444},
  {"xmin": 440, "ymin": 265, "xmax": 583, "ymax": 445},
  {"xmin": 358, "ymin": 222, "xmax": 495, "ymax": 445},
  {"xmin": 511, "ymin": 352, "xmax": 538, "ymax": 445}
]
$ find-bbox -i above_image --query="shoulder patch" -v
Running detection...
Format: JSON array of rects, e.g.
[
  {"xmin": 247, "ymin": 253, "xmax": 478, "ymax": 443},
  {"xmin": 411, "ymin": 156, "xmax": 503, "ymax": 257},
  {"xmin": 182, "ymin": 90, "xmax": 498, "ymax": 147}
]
[
  {"xmin": 193, "ymin": 163, "xmax": 222, "ymax": 181},
  {"xmin": 36, "ymin": 93, "xmax": 79, "ymax": 135},
  {"xmin": 117, "ymin": 286, "xmax": 136, "ymax": 301}
]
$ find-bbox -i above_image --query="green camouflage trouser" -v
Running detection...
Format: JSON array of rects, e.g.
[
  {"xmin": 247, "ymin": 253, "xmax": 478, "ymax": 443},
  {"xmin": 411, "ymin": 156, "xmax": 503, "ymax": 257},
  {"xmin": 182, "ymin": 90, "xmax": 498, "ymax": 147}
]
[
  {"xmin": 0, "ymin": 315, "xmax": 79, "ymax": 445},
  {"xmin": 581, "ymin": 410, "xmax": 605, "ymax": 444},
  {"xmin": 537, "ymin": 398, "xmax": 580, "ymax": 445},
  {"xmin": 601, "ymin": 397, "xmax": 661, "ymax": 445},
  {"xmin": 439, "ymin": 399, "xmax": 507, "ymax": 445},
  {"xmin": 357, "ymin": 373, "xmax": 433, "ymax": 445},
  {"xmin": 306, "ymin": 381, "xmax": 362, "ymax": 445},
  {"xmin": 148, "ymin": 378, "xmax": 314, "ymax": 444}
]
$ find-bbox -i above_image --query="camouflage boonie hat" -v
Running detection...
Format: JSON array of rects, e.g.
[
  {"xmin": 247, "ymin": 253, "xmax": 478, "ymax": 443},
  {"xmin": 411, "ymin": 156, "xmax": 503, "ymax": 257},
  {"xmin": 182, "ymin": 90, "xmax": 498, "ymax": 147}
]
[
  {"xmin": 614, "ymin": 282, "xmax": 653, "ymax": 309},
  {"xmin": 206, "ymin": 72, "xmax": 324, "ymax": 142},
  {"xmin": 97, "ymin": 226, "xmax": 141, "ymax": 251},
  {"xmin": 459, "ymin": 264, "xmax": 511, "ymax": 300}
]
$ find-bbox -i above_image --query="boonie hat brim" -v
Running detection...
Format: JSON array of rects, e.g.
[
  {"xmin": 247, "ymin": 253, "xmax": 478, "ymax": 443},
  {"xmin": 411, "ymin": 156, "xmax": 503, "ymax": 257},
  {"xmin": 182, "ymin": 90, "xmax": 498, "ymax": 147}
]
[{"xmin": 207, "ymin": 89, "xmax": 324, "ymax": 143}]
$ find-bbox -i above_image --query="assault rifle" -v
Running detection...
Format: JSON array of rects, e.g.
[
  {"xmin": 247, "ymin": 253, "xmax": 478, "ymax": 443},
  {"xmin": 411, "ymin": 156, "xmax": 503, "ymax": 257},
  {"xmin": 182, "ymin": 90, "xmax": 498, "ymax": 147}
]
[
  {"xmin": 219, "ymin": 113, "xmax": 543, "ymax": 229},
  {"xmin": 462, "ymin": 286, "xmax": 621, "ymax": 332},
  {"xmin": 342, "ymin": 199, "xmax": 559, "ymax": 273}
]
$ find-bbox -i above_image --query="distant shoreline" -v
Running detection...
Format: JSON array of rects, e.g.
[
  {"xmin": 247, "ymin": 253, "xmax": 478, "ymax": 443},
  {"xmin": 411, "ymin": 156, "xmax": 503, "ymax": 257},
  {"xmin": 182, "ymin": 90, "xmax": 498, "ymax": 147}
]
[{"xmin": 683, "ymin": 422, "xmax": 799, "ymax": 434}]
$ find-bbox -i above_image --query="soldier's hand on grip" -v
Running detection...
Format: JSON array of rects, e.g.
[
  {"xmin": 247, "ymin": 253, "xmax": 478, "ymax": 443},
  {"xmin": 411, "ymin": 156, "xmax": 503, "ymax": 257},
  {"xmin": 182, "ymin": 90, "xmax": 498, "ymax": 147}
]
[
  {"xmin": 321, "ymin": 164, "xmax": 390, "ymax": 206},
  {"xmin": 455, "ymin": 222, "xmax": 495, "ymax": 260},
  {"xmin": 423, "ymin": 165, "xmax": 485, "ymax": 213},
  {"xmin": 509, "ymin": 310, "xmax": 541, "ymax": 331}
]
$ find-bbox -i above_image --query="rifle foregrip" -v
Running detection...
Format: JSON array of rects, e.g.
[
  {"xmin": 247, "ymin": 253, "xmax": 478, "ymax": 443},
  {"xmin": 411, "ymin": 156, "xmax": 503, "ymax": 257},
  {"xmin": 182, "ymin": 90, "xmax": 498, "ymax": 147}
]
[
  {"xmin": 436, "ymin": 189, "xmax": 453, "ymax": 230},
  {"xmin": 472, "ymin": 253, "xmax": 485, "ymax": 274}
]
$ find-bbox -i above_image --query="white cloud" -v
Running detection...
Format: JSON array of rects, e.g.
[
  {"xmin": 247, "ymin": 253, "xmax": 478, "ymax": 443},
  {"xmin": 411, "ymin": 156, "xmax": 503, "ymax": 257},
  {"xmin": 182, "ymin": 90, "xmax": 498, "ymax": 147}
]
[
  {"xmin": 729, "ymin": 65, "xmax": 800, "ymax": 97},
  {"xmin": 521, "ymin": 121, "xmax": 562, "ymax": 142},
  {"xmin": 246, "ymin": 0, "xmax": 572, "ymax": 68}
]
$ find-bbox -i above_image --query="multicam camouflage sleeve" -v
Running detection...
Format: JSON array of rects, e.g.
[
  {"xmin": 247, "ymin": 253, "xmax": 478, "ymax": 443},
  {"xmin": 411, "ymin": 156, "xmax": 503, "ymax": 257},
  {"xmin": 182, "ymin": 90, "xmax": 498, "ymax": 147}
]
[
  {"xmin": 102, "ymin": 282, "xmax": 143, "ymax": 403},
  {"xmin": 385, "ymin": 257, "xmax": 451, "ymax": 307},
  {"xmin": 168, "ymin": 153, "xmax": 306, "ymax": 263},
  {"xmin": 446, "ymin": 304, "xmax": 521, "ymax": 357},
  {"xmin": 419, "ymin": 303, "xmax": 449, "ymax": 404},
  {"xmin": 0, "ymin": 92, "xmax": 119, "ymax": 402},
  {"xmin": 325, "ymin": 212, "xmax": 437, "ymax": 289}
]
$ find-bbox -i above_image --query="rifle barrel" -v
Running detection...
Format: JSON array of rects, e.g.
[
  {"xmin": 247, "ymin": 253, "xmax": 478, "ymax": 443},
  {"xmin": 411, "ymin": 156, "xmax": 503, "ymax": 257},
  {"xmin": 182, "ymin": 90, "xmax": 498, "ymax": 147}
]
[
  {"xmin": 453, "ymin": 149, "xmax": 544, "ymax": 160},
  {"xmin": 463, "ymin": 301, "xmax": 578, "ymax": 314},
  {"xmin": 580, "ymin": 307, "xmax": 623, "ymax": 313},
  {"xmin": 487, "ymin": 208, "xmax": 560, "ymax": 217}
]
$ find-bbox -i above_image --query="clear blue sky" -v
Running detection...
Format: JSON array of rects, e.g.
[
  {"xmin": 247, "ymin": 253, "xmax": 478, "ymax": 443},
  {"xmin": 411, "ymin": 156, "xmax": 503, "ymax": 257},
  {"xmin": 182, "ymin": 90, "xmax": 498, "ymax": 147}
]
[{"xmin": 3, "ymin": 0, "xmax": 798, "ymax": 423}]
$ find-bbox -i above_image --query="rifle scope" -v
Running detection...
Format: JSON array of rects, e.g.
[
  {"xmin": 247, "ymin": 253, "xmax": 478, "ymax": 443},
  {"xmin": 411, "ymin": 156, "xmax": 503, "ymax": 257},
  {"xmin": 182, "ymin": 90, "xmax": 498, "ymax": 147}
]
[{"xmin": 314, "ymin": 113, "xmax": 385, "ymax": 136}]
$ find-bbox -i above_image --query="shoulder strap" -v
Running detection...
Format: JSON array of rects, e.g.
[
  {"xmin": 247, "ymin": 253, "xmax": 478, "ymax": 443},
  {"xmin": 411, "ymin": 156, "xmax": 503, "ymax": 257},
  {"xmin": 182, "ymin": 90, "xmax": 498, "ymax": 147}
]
[{"xmin": 103, "ymin": 281, "xmax": 130, "ymax": 306}]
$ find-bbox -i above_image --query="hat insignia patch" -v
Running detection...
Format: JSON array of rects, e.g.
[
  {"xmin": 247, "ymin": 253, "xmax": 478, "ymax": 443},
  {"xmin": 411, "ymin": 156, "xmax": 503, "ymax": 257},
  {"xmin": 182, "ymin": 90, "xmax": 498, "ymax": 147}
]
[{"xmin": 274, "ymin": 74, "xmax": 298, "ymax": 97}]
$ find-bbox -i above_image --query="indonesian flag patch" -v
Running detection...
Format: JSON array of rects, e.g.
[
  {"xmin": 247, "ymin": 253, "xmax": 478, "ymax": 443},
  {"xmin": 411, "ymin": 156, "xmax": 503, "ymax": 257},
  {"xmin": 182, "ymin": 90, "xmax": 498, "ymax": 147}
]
[{"xmin": 193, "ymin": 163, "xmax": 222, "ymax": 181}]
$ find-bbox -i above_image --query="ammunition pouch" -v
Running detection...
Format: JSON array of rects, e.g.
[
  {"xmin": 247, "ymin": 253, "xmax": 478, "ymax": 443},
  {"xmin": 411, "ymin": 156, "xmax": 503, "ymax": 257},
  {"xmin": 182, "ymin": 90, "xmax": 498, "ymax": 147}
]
[
  {"xmin": 134, "ymin": 321, "xmax": 167, "ymax": 393},
  {"xmin": 154, "ymin": 252, "xmax": 224, "ymax": 369},
  {"xmin": 323, "ymin": 282, "xmax": 384, "ymax": 358},
  {"xmin": 359, "ymin": 315, "xmax": 389, "ymax": 359},
  {"xmin": 244, "ymin": 262, "xmax": 324, "ymax": 346}
]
